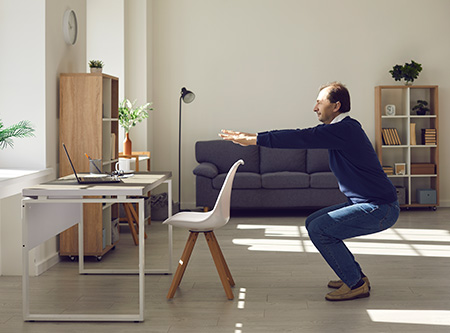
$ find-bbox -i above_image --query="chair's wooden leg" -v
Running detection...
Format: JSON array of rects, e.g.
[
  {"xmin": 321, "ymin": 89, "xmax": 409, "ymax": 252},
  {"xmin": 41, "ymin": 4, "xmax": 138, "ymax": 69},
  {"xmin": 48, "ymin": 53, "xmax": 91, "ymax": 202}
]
[
  {"xmin": 128, "ymin": 203, "xmax": 148, "ymax": 239},
  {"xmin": 210, "ymin": 231, "xmax": 235, "ymax": 286},
  {"xmin": 167, "ymin": 232, "xmax": 199, "ymax": 299},
  {"xmin": 124, "ymin": 203, "xmax": 138, "ymax": 245},
  {"xmin": 204, "ymin": 231, "xmax": 234, "ymax": 300}
]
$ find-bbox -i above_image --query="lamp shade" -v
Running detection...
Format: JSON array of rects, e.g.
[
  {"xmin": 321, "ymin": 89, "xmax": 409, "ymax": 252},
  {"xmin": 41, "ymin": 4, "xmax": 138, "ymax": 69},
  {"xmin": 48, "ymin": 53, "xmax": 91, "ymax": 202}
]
[{"xmin": 181, "ymin": 87, "xmax": 195, "ymax": 104}]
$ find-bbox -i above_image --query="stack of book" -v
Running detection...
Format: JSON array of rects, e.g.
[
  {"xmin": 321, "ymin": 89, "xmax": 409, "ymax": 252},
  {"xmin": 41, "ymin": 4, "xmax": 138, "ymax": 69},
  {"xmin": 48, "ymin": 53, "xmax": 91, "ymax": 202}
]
[
  {"xmin": 422, "ymin": 128, "xmax": 437, "ymax": 145},
  {"xmin": 382, "ymin": 166, "xmax": 394, "ymax": 175},
  {"xmin": 381, "ymin": 128, "xmax": 402, "ymax": 145}
]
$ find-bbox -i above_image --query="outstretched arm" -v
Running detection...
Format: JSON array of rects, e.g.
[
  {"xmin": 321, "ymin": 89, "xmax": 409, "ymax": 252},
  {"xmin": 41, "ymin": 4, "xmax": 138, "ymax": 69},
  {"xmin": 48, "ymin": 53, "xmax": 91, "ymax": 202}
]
[{"xmin": 219, "ymin": 129, "xmax": 257, "ymax": 146}]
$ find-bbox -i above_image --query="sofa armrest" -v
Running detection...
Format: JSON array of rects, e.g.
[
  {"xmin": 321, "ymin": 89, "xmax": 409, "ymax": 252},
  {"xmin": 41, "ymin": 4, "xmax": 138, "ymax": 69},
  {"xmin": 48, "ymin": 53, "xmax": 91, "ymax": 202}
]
[{"xmin": 193, "ymin": 162, "xmax": 219, "ymax": 179}]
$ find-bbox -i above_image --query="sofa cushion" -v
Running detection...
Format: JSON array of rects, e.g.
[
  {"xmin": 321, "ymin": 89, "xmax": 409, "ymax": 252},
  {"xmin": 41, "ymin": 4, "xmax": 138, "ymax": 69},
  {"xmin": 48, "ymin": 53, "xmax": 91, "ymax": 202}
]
[
  {"xmin": 306, "ymin": 149, "xmax": 331, "ymax": 173},
  {"xmin": 196, "ymin": 140, "xmax": 259, "ymax": 173},
  {"xmin": 193, "ymin": 162, "xmax": 218, "ymax": 178},
  {"xmin": 260, "ymin": 146, "xmax": 306, "ymax": 173},
  {"xmin": 261, "ymin": 172, "xmax": 309, "ymax": 189},
  {"xmin": 310, "ymin": 172, "xmax": 339, "ymax": 189},
  {"xmin": 212, "ymin": 172, "xmax": 261, "ymax": 190}
]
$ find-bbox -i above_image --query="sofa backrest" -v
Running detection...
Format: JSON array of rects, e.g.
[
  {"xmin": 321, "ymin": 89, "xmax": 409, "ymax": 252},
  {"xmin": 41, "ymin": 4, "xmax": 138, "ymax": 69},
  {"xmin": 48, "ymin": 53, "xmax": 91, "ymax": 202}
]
[
  {"xmin": 195, "ymin": 140, "xmax": 260, "ymax": 173},
  {"xmin": 306, "ymin": 149, "xmax": 331, "ymax": 173},
  {"xmin": 259, "ymin": 146, "xmax": 306, "ymax": 173}
]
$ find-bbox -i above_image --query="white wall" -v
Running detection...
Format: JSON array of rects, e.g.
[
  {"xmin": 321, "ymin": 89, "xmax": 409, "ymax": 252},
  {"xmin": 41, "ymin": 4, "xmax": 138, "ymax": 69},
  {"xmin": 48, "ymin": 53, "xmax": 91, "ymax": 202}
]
[
  {"xmin": 125, "ymin": 0, "xmax": 152, "ymax": 153},
  {"xmin": 151, "ymin": 0, "xmax": 450, "ymax": 207},
  {"xmin": 0, "ymin": 0, "xmax": 87, "ymax": 275},
  {"xmin": 87, "ymin": 0, "xmax": 152, "ymax": 156},
  {"xmin": 0, "ymin": 0, "xmax": 46, "ymax": 169},
  {"xmin": 46, "ymin": 0, "xmax": 87, "ymax": 172}
]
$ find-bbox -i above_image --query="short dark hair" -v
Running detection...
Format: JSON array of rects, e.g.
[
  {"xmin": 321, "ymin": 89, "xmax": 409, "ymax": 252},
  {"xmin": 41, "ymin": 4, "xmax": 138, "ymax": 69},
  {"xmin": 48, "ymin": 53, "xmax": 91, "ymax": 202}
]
[{"xmin": 320, "ymin": 82, "xmax": 351, "ymax": 112}]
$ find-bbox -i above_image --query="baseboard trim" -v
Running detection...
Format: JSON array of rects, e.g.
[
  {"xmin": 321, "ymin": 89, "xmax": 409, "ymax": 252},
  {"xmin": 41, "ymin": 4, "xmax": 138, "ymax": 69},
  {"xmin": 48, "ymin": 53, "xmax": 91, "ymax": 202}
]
[
  {"xmin": 34, "ymin": 252, "xmax": 60, "ymax": 276},
  {"xmin": 438, "ymin": 200, "xmax": 450, "ymax": 208}
]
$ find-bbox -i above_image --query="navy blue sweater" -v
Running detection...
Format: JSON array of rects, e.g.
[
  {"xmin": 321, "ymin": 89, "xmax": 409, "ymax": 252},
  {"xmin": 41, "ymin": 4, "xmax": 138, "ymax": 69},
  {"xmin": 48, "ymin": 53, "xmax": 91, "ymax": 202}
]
[{"xmin": 257, "ymin": 117, "xmax": 397, "ymax": 205}]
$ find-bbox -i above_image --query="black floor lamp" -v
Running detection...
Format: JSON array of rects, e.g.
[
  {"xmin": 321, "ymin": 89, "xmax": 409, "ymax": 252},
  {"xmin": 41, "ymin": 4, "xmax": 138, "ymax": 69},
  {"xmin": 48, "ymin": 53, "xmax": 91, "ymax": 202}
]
[{"xmin": 178, "ymin": 87, "xmax": 195, "ymax": 211}]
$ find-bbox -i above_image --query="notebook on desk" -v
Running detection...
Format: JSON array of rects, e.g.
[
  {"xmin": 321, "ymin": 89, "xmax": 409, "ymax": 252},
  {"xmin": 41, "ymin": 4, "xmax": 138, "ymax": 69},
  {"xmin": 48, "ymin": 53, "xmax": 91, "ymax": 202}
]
[{"xmin": 62, "ymin": 143, "xmax": 121, "ymax": 184}]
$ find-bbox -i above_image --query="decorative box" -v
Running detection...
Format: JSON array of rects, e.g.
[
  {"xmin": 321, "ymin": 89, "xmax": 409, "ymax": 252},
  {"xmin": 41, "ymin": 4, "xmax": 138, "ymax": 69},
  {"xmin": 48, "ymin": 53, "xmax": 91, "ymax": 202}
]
[
  {"xmin": 411, "ymin": 163, "xmax": 435, "ymax": 175},
  {"xmin": 396, "ymin": 186, "xmax": 406, "ymax": 205},
  {"xmin": 417, "ymin": 189, "xmax": 437, "ymax": 205}
]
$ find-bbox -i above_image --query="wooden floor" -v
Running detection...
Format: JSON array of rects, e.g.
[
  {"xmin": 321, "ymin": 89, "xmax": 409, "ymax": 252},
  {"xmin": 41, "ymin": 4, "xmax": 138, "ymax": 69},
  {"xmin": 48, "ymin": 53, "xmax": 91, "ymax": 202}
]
[{"xmin": 2, "ymin": 208, "xmax": 450, "ymax": 332}]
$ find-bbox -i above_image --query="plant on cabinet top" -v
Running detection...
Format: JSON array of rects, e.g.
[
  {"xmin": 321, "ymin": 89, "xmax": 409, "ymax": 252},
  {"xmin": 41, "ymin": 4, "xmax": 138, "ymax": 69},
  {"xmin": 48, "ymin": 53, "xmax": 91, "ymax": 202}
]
[{"xmin": 389, "ymin": 60, "xmax": 422, "ymax": 85}]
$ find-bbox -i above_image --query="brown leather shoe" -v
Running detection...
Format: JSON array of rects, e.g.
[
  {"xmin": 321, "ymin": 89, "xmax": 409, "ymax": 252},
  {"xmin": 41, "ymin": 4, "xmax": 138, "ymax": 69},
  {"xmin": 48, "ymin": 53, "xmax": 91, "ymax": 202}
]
[
  {"xmin": 328, "ymin": 276, "xmax": 370, "ymax": 289},
  {"xmin": 325, "ymin": 281, "xmax": 370, "ymax": 301}
]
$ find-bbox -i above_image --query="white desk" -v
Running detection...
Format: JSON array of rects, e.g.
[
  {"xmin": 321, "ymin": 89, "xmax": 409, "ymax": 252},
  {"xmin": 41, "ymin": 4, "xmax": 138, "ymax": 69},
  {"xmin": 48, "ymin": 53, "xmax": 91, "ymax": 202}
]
[{"xmin": 21, "ymin": 172, "xmax": 172, "ymax": 322}]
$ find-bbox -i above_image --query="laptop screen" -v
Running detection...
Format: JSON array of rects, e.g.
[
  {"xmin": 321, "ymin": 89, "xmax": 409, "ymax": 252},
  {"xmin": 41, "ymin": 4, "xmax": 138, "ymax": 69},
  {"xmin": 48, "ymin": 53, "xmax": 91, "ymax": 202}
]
[{"xmin": 62, "ymin": 143, "xmax": 81, "ymax": 182}]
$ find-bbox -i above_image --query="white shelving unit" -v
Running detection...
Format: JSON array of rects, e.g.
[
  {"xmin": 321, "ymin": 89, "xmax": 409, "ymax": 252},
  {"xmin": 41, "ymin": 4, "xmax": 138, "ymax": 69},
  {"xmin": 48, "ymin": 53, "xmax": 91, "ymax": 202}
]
[{"xmin": 375, "ymin": 85, "xmax": 439, "ymax": 209}]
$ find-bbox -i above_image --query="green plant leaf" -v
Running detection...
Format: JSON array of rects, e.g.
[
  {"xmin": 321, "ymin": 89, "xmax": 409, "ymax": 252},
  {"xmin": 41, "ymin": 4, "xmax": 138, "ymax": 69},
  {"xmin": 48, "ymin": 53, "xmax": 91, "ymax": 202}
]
[
  {"xmin": 118, "ymin": 99, "xmax": 152, "ymax": 133},
  {"xmin": 0, "ymin": 119, "xmax": 35, "ymax": 149}
]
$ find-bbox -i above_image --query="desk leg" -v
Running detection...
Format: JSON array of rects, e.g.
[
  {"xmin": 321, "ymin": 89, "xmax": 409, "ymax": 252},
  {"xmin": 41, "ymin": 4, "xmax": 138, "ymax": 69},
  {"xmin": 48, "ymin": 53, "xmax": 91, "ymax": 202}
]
[
  {"xmin": 78, "ymin": 204, "xmax": 85, "ymax": 274},
  {"xmin": 22, "ymin": 200, "xmax": 30, "ymax": 321},
  {"xmin": 139, "ymin": 197, "xmax": 145, "ymax": 321},
  {"xmin": 167, "ymin": 179, "xmax": 173, "ymax": 273}
]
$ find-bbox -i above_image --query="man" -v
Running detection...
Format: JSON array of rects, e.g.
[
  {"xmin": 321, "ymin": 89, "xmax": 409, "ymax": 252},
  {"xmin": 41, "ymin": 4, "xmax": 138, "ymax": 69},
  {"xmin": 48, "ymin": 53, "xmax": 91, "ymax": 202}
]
[{"xmin": 220, "ymin": 82, "xmax": 399, "ymax": 301}]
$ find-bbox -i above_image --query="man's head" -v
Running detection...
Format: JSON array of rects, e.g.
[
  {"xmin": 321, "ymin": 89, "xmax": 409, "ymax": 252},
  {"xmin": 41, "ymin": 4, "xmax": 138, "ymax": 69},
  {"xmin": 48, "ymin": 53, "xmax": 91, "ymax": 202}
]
[{"xmin": 314, "ymin": 82, "xmax": 351, "ymax": 124}]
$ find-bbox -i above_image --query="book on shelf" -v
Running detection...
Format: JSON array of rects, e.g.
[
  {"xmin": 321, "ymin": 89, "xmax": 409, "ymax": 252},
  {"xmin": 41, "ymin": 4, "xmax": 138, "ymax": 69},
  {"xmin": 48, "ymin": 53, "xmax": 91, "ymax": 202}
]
[
  {"xmin": 382, "ymin": 166, "xmax": 394, "ymax": 175},
  {"xmin": 410, "ymin": 123, "xmax": 417, "ymax": 145},
  {"xmin": 382, "ymin": 128, "xmax": 401, "ymax": 145},
  {"xmin": 421, "ymin": 128, "xmax": 437, "ymax": 145}
]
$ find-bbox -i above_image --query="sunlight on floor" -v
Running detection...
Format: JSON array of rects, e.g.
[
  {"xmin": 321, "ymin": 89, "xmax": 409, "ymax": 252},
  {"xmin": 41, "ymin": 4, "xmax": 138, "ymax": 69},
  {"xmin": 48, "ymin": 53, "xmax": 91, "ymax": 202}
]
[
  {"xmin": 234, "ymin": 224, "xmax": 450, "ymax": 257},
  {"xmin": 367, "ymin": 310, "xmax": 450, "ymax": 326}
]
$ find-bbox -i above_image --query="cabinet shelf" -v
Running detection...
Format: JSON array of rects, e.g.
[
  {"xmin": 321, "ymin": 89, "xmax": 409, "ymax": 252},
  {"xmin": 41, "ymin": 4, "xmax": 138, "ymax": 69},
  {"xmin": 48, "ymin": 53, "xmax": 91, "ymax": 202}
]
[
  {"xmin": 382, "ymin": 145, "xmax": 409, "ymax": 148},
  {"xmin": 375, "ymin": 85, "xmax": 439, "ymax": 209},
  {"xmin": 382, "ymin": 115, "xmax": 408, "ymax": 119},
  {"xmin": 410, "ymin": 115, "xmax": 437, "ymax": 119}
]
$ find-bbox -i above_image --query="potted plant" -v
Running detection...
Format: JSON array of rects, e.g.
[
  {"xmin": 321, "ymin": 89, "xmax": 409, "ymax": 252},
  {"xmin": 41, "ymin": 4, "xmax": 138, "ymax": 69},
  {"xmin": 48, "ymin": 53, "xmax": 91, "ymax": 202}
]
[
  {"xmin": 0, "ymin": 119, "xmax": 35, "ymax": 149},
  {"xmin": 88, "ymin": 60, "xmax": 104, "ymax": 73},
  {"xmin": 412, "ymin": 100, "xmax": 430, "ymax": 115},
  {"xmin": 389, "ymin": 60, "xmax": 422, "ymax": 85},
  {"xmin": 118, "ymin": 99, "xmax": 153, "ymax": 155}
]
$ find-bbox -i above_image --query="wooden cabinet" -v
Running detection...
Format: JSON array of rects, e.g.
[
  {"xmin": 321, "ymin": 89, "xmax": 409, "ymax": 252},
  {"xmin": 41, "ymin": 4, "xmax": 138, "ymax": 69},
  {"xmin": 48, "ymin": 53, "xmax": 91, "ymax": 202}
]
[
  {"xmin": 59, "ymin": 73, "xmax": 119, "ymax": 259},
  {"xmin": 375, "ymin": 85, "xmax": 439, "ymax": 209}
]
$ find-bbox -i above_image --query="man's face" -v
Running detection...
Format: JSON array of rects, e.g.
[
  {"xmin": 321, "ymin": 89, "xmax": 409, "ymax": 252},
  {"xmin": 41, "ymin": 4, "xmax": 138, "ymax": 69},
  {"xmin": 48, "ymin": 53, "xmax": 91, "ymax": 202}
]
[{"xmin": 313, "ymin": 87, "xmax": 340, "ymax": 124}]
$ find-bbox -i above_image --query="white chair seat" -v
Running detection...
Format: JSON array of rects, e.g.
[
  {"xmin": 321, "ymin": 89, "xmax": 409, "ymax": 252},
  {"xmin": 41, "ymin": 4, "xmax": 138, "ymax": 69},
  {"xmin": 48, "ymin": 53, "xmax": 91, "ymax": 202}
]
[{"xmin": 163, "ymin": 211, "xmax": 215, "ymax": 231}]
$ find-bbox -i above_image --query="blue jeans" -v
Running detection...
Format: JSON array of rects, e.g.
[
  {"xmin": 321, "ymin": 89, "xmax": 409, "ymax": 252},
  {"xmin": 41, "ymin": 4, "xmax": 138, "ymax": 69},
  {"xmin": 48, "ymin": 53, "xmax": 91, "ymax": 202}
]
[{"xmin": 305, "ymin": 200, "xmax": 400, "ymax": 288}]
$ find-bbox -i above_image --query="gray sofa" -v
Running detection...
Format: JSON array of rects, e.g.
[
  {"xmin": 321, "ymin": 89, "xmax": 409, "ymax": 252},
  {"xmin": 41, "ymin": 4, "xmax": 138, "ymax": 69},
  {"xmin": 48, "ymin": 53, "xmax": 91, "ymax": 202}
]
[{"xmin": 193, "ymin": 140, "xmax": 347, "ymax": 210}]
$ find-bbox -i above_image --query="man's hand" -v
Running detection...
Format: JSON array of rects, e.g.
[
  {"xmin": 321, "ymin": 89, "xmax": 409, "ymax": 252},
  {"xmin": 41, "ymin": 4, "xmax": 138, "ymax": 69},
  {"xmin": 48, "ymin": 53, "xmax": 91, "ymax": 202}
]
[{"xmin": 219, "ymin": 129, "xmax": 257, "ymax": 146}]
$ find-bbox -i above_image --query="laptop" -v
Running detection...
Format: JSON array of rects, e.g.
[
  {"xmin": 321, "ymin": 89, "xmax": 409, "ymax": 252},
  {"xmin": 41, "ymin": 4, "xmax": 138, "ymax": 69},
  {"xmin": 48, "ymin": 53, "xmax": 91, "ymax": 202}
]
[{"xmin": 62, "ymin": 143, "xmax": 121, "ymax": 184}]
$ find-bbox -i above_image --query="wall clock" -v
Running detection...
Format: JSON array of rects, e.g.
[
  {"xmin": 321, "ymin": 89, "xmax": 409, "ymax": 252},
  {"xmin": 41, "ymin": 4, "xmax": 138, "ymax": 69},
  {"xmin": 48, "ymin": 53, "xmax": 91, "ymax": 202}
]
[
  {"xmin": 63, "ymin": 9, "xmax": 78, "ymax": 45},
  {"xmin": 385, "ymin": 104, "xmax": 396, "ymax": 116}
]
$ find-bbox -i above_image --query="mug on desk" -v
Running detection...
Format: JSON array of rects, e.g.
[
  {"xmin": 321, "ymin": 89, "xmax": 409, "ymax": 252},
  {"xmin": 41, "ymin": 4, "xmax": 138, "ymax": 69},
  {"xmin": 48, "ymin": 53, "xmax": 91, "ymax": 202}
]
[
  {"xmin": 116, "ymin": 158, "xmax": 132, "ymax": 173},
  {"xmin": 89, "ymin": 159, "xmax": 102, "ymax": 174}
]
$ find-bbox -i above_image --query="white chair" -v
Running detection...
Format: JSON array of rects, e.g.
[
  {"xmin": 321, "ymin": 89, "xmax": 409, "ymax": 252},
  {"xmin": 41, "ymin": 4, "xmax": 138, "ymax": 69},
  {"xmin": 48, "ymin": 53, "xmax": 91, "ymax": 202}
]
[{"xmin": 163, "ymin": 159, "xmax": 244, "ymax": 300}]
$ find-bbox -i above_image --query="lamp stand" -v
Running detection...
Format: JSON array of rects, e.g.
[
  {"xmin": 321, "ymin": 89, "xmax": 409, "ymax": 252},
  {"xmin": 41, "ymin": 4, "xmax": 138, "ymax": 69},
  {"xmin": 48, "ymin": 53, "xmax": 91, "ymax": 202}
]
[{"xmin": 178, "ymin": 95, "xmax": 182, "ymax": 212}]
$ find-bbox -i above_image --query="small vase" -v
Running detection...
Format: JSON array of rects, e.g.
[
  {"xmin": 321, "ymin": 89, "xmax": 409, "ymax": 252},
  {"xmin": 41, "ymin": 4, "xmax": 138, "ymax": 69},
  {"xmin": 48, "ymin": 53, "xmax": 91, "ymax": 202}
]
[
  {"xmin": 90, "ymin": 67, "xmax": 102, "ymax": 73},
  {"xmin": 123, "ymin": 132, "xmax": 132, "ymax": 155}
]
